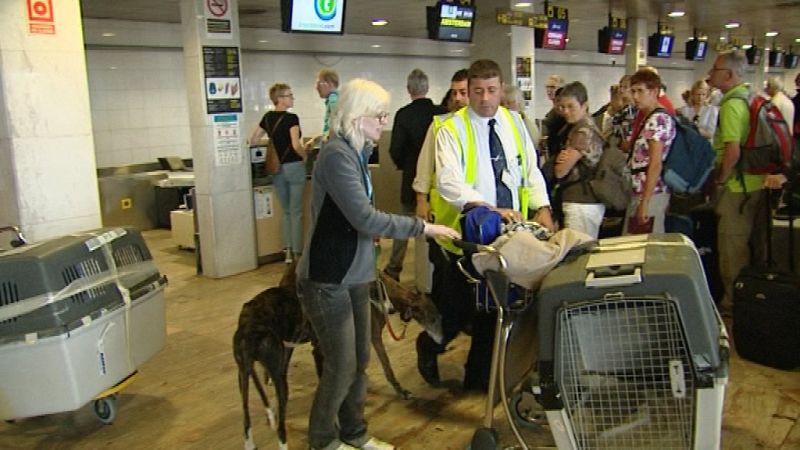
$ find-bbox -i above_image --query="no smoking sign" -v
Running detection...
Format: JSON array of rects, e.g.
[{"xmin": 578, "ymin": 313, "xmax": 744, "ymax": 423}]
[{"xmin": 206, "ymin": 0, "xmax": 229, "ymax": 18}]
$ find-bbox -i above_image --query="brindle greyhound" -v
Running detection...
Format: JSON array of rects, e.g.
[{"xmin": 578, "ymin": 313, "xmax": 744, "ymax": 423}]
[{"xmin": 233, "ymin": 263, "xmax": 442, "ymax": 450}]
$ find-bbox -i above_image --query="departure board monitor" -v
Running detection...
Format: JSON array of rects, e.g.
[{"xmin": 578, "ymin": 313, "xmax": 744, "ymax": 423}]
[{"xmin": 427, "ymin": 2, "xmax": 476, "ymax": 42}]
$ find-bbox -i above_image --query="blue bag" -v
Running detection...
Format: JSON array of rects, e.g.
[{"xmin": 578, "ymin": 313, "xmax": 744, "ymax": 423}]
[
  {"xmin": 462, "ymin": 206, "xmax": 503, "ymax": 244},
  {"xmin": 662, "ymin": 114, "xmax": 716, "ymax": 194}
]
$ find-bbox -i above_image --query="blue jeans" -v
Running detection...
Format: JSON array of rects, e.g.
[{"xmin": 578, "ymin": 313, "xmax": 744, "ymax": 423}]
[
  {"xmin": 273, "ymin": 161, "xmax": 306, "ymax": 254},
  {"xmin": 298, "ymin": 279, "xmax": 371, "ymax": 450}
]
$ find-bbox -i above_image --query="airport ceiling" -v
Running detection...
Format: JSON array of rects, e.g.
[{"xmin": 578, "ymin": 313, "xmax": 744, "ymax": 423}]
[{"xmin": 80, "ymin": 0, "xmax": 800, "ymax": 53}]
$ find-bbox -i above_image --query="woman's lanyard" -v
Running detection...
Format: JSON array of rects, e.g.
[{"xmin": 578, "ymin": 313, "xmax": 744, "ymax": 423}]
[{"xmin": 359, "ymin": 150, "xmax": 373, "ymax": 204}]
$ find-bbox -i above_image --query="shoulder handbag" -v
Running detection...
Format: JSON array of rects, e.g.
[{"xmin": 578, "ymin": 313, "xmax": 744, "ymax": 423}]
[
  {"xmin": 265, "ymin": 114, "xmax": 288, "ymax": 175},
  {"xmin": 587, "ymin": 122, "xmax": 632, "ymax": 211}
]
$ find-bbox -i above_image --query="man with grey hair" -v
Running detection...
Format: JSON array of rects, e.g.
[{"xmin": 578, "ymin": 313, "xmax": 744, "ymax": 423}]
[
  {"xmin": 707, "ymin": 50, "xmax": 786, "ymax": 317},
  {"xmin": 765, "ymin": 76, "xmax": 795, "ymax": 136},
  {"xmin": 384, "ymin": 69, "xmax": 447, "ymax": 281}
]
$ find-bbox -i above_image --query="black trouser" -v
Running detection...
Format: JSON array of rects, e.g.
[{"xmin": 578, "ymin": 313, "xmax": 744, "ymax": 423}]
[{"xmin": 418, "ymin": 241, "xmax": 495, "ymax": 386}]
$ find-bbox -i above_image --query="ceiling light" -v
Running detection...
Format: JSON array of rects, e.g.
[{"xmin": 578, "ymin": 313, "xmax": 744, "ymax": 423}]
[
  {"xmin": 371, "ymin": 44, "xmax": 381, "ymax": 48},
  {"xmin": 258, "ymin": 39, "xmax": 269, "ymax": 43},
  {"xmin": 102, "ymin": 32, "xmax": 115, "ymax": 37},
  {"xmin": 371, "ymin": 19, "xmax": 388, "ymax": 26},
  {"xmin": 765, "ymin": 31, "xmax": 778, "ymax": 37},
  {"xmin": 725, "ymin": 22, "xmax": 740, "ymax": 29},
  {"xmin": 450, "ymin": 49, "xmax": 464, "ymax": 53},
  {"xmin": 719, "ymin": 36, "xmax": 726, "ymax": 41},
  {"xmin": 796, "ymin": 38, "xmax": 800, "ymax": 43},
  {"xmin": 742, "ymin": 44, "xmax": 752, "ymax": 49},
  {"xmin": 514, "ymin": 1, "xmax": 533, "ymax": 7},
  {"xmin": 667, "ymin": 11, "xmax": 686, "ymax": 18}
]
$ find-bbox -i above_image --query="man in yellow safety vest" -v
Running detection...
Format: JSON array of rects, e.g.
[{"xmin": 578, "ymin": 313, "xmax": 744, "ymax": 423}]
[{"xmin": 416, "ymin": 59, "xmax": 553, "ymax": 391}]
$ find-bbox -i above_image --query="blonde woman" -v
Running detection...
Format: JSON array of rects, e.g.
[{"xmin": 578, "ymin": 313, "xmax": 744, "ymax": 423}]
[
  {"xmin": 677, "ymin": 79, "xmax": 719, "ymax": 141},
  {"xmin": 296, "ymin": 79, "xmax": 459, "ymax": 450},
  {"xmin": 249, "ymin": 83, "xmax": 307, "ymax": 263}
]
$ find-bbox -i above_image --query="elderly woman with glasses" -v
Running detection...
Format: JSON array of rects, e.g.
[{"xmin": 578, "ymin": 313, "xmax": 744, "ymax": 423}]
[
  {"xmin": 296, "ymin": 78, "xmax": 460, "ymax": 450},
  {"xmin": 249, "ymin": 82, "xmax": 307, "ymax": 264}
]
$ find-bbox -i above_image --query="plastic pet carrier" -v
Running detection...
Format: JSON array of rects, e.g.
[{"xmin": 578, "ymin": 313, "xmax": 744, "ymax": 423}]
[
  {"xmin": 535, "ymin": 234, "xmax": 728, "ymax": 450},
  {"xmin": 0, "ymin": 227, "xmax": 167, "ymax": 422}
]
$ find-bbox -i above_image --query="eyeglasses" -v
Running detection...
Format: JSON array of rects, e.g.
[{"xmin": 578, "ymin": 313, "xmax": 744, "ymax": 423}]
[
  {"xmin": 374, "ymin": 112, "xmax": 389, "ymax": 123},
  {"xmin": 279, "ymin": 93, "xmax": 294, "ymax": 98}
]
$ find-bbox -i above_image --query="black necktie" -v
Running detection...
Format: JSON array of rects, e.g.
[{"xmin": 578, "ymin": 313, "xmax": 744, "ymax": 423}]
[{"xmin": 489, "ymin": 118, "xmax": 513, "ymax": 208}]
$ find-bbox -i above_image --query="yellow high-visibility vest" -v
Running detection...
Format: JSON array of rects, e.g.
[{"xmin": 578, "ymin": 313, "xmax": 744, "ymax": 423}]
[{"xmin": 433, "ymin": 106, "xmax": 529, "ymax": 254}]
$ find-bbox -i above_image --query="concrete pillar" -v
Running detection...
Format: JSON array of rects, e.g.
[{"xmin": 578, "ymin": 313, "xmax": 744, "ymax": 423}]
[
  {"xmin": 626, "ymin": 17, "xmax": 648, "ymax": 74},
  {"xmin": 0, "ymin": 0, "xmax": 101, "ymax": 241},
  {"xmin": 180, "ymin": 0, "xmax": 257, "ymax": 278},
  {"xmin": 471, "ymin": 0, "xmax": 537, "ymax": 120}
]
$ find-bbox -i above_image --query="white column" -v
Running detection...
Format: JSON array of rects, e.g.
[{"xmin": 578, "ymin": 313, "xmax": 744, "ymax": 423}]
[
  {"xmin": 471, "ymin": 0, "xmax": 537, "ymax": 119},
  {"xmin": 0, "ymin": 0, "xmax": 101, "ymax": 241},
  {"xmin": 180, "ymin": 0, "xmax": 257, "ymax": 278},
  {"xmin": 626, "ymin": 17, "xmax": 648, "ymax": 74}
]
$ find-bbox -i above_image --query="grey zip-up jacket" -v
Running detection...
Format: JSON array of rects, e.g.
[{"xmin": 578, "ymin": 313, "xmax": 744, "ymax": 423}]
[{"xmin": 297, "ymin": 136, "xmax": 425, "ymax": 285}]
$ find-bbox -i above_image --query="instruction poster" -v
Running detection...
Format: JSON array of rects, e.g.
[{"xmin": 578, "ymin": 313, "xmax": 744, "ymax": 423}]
[
  {"xmin": 254, "ymin": 187, "xmax": 274, "ymax": 219},
  {"xmin": 203, "ymin": 46, "xmax": 242, "ymax": 113},
  {"xmin": 213, "ymin": 114, "xmax": 242, "ymax": 166}
]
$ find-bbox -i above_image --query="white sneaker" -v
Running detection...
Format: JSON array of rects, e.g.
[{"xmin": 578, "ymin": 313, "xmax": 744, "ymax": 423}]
[
  {"xmin": 360, "ymin": 437, "xmax": 395, "ymax": 450},
  {"xmin": 284, "ymin": 248, "xmax": 293, "ymax": 264}
]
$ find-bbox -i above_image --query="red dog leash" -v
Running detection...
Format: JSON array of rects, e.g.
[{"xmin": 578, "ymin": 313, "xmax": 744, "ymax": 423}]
[{"xmin": 374, "ymin": 278, "xmax": 407, "ymax": 341}]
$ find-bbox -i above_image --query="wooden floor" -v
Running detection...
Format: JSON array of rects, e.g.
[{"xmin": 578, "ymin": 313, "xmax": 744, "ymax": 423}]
[{"xmin": 1, "ymin": 229, "xmax": 798, "ymax": 450}]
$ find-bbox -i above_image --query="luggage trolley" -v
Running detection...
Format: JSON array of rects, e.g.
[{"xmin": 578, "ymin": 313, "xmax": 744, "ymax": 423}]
[
  {"xmin": 0, "ymin": 227, "xmax": 168, "ymax": 424},
  {"xmin": 535, "ymin": 234, "xmax": 729, "ymax": 449},
  {"xmin": 454, "ymin": 240, "xmax": 543, "ymax": 450}
]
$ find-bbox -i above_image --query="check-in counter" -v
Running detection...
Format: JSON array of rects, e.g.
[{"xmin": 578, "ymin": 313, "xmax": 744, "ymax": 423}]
[
  {"xmin": 97, "ymin": 164, "xmax": 167, "ymax": 231},
  {"xmin": 97, "ymin": 163, "xmax": 195, "ymax": 231},
  {"xmin": 253, "ymin": 181, "xmax": 312, "ymax": 264}
]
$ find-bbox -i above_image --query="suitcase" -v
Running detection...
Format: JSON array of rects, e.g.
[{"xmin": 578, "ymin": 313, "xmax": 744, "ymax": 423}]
[
  {"xmin": 733, "ymin": 202, "xmax": 800, "ymax": 370},
  {"xmin": 535, "ymin": 234, "xmax": 728, "ymax": 450}
]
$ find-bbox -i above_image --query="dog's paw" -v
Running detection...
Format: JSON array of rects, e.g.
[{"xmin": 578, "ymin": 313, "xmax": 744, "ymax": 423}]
[
  {"xmin": 244, "ymin": 428, "xmax": 257, "ymax": 450},
  {"xmin": 278, "ymin": 440, "xmax": 289, "ymax": 450},
  {"xmin": 265, "ymin": 407, "xmax": 276, "ymax": 429}
]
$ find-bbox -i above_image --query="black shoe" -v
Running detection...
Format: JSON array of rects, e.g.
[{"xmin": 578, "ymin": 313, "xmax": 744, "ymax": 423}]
[
  {"xmin": 416, "ymin": 334, "xmax": 441, "ymax": 386},
  {"xmin": 462, "ymin": 375, "xmax": 489, "ymax": 393}
]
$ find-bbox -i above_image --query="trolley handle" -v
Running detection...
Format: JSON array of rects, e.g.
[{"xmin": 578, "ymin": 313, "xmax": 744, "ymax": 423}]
[{"xmin": 452, "ymin": 239, "xmax": 491, "ymax": 255}]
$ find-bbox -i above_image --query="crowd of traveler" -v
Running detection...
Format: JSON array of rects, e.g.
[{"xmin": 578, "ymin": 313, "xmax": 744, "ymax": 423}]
[{"xmin": 249, "ymin": 51, "xmax": 797, "ymax": 449}]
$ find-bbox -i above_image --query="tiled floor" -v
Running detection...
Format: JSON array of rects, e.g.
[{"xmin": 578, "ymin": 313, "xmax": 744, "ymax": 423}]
[{"xmin": 0, "ymin": 229, "xmax": 798, "ymax": 449}]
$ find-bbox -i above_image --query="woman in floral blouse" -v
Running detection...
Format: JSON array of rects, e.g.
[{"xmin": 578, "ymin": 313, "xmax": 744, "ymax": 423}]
[{"xmin": 625, "ymin": 69, "xmax": 676, "ymax": 234}]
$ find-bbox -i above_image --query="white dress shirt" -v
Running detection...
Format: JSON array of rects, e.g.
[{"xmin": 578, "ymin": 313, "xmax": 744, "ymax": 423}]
[
  {"xmin": 435, "ymin": 106, "xmax": 550, "ymax": 212},
  {"xmin": 412, "ymin": 123, "xmax": 436, "ymax": 195},
  {"xmin": 677, "ymin": 104, "xmax": 719, "ymax": 141}
]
